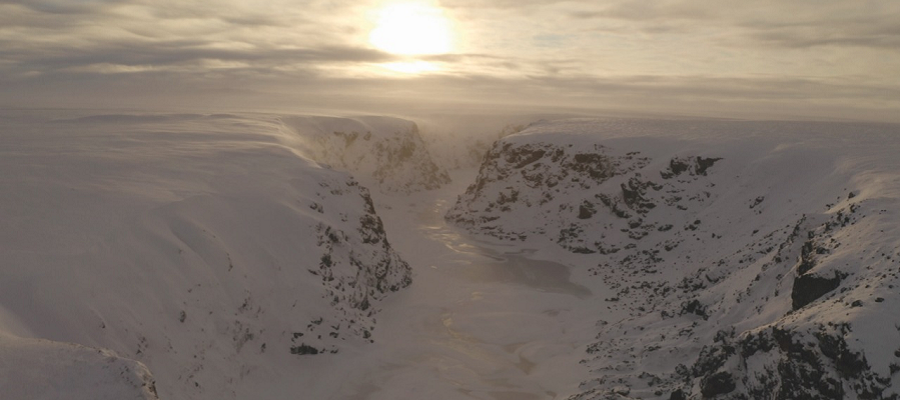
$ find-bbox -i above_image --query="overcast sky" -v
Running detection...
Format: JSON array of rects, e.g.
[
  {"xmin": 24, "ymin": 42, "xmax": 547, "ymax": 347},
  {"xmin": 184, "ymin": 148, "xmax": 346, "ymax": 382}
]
[{"xmin": 2, "ymin": 0, "xmax": 899, "ymax": 121}]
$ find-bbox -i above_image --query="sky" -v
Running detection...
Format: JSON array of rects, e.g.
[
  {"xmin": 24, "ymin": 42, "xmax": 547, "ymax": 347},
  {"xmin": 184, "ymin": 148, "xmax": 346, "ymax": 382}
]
[{"xmin": 2, "ymin": 0, "xmax": 899, "ymax": 121}]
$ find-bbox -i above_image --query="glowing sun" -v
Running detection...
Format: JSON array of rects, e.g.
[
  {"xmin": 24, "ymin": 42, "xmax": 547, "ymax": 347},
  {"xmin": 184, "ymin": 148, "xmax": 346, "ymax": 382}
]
[{"xmin": 369, "ymin": 1, "xmax": 453, "ymax": 55}]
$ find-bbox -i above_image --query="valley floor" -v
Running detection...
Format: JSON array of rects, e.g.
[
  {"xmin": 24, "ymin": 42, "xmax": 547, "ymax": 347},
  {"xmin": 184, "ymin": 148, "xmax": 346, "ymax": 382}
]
[{"xmin": 302, "ymin": 170, "xmax": 611, "ymax": 400}]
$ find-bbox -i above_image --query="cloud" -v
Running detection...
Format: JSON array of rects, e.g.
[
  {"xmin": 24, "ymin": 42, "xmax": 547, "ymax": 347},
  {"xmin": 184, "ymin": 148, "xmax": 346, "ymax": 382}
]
[
  {"xmin": 6, "ymin": 61, "xmax": 897, "ymax": 120},
  {"xmin": 565, "ymin": 0, "xmax": 900, "ymax": 50},
  {"xmin": 0, "ymin": 0, "xmax": 122, "ymax": 14},
  {"xmin": 439, "ymin": 0, "xmax": 567, "ymax": 10},
  {"xmin": 0, "ymin": 0, "xmax": 393, "ymax": 80},
  {"xmin": 0, "ymin": 36, "xmax": 395, "ymax": 77},
  {"xmin": 1, "ymin": 0, "xmax": 897, "ymax": 122},
  {"xmin": 739, "ymin": 18, "xmax": 900, "ymax": 49}
]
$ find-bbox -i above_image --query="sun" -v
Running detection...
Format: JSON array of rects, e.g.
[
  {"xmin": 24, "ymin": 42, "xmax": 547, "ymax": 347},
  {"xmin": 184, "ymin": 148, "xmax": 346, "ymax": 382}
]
[{"xmin": 369, "ymin": 1, "xmax": 453, "ymax": 55}]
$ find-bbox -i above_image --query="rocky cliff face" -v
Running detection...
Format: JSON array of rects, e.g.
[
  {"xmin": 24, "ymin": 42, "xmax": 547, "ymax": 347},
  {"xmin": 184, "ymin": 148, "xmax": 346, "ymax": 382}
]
[
  {"xmin": 282, "ymin": 115, "xmax": 451, "ymax": 193},
  {"xmin": 290, "ymin": 174, "xmax": 412, "ymax": 355},
  {"xmin": 446, "ymin": 122, "xmax": 721, "ymax": 251},
  {"xmin": 447, "ymin": 118, "xmax": 900, "ymax": 400}
]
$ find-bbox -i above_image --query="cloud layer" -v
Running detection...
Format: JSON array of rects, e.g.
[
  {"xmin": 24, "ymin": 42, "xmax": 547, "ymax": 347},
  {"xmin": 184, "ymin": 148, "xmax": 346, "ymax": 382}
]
[{"xmin": 1, "ymin": 0, "xmax": 898, "ymax": 121}]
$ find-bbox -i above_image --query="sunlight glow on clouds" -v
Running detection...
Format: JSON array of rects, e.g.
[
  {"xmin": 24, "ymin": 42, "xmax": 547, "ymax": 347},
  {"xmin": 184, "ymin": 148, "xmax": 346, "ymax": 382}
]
[
  {"xmin": 369, "ymin": 1, "xmax": 454, "ymax": 55},
  {"xmin": 0, "ymin": 0, "xmax": 898, "ymax": 121},
  {"xmin": 380, "ymin": 60, "xmax": 440, "ymax": 74}
]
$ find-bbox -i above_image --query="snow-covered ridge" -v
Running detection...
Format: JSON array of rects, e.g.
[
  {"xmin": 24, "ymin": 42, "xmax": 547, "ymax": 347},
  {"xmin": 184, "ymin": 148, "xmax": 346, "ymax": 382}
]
[
  {"xmin": 447, "ymin": 118, "xmax": 900, "ymax": 399},
  {"xmin": 281, "ymin": 115, "xmax": 451, "ymax": 193},
  {"xmin": 0, "ymin": 112, "xmax": 411, "ymax": 399},
  {"xmin": 0, "ymin": 334, "xmax": 159, "ymax": 400}
]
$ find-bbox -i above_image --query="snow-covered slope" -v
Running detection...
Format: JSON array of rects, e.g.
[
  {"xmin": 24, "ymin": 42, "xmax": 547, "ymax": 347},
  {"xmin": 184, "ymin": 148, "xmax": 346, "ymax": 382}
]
[
  {"xmin": 447, "ymin": 118, "xmax": 900, "ymax": 399},
  {"xmin": 0, "ymin": 334, "xmax": 159, "ymax": 400},
  {"xmin": 281, "ymin": 115, "xmax": 451, "ymax": 193},
  {"xmin": 0, "ymin": 112, "xmax": 411, "ymax": 400}
]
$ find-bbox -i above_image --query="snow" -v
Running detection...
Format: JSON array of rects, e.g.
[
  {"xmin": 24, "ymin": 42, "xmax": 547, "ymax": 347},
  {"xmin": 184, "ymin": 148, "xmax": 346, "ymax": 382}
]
[
  {"xmin": 0, "ymin": 333, "xmax": 158, "ymax": 400},
  {"xmin": 0, "ymin": 111, "xmax": 412, "ymax": 399},
  {"xmin": 3, "ymin": 110, "xmax": 900, "ymax": 399},
  {"xmin": 446, "ymin": 117, "xmax": 900, "ymax": 399},
  {"xmin": 323, "ymin": 169, "xmax": 600, "ymax": 400}
]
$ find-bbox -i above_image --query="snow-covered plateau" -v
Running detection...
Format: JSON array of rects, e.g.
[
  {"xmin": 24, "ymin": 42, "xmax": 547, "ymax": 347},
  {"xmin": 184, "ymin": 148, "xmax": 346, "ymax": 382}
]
[{"xmin": 2, "ymin": 111, "xmax": 900, "ymax": 400}]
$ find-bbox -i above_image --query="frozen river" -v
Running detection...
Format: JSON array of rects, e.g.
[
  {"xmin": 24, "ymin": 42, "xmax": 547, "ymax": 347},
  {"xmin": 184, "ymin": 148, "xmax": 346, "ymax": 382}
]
[{"xmin": 311, "ymin": 170, "xmax": 598, "ymax": 400}]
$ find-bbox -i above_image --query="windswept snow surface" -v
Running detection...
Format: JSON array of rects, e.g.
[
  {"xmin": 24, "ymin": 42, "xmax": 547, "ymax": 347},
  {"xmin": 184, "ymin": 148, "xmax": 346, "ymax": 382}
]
[
  {"xmin": 0, "ymin": 111, "xmax": 412, "ymax": 399},
  {"xmin": 0, "ymin": 333, "xmax": 159, "ymax": 400}
]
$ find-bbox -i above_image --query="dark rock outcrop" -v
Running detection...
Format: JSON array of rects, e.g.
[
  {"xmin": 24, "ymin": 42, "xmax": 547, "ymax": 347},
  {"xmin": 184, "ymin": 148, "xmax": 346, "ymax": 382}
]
[
  {"xmin": 700, "ymin": 371, "xmax": 735, "ymax": 398},
  {"xmin": 792, "ymin": 271, "xmax": 842, "ymax": 310}
]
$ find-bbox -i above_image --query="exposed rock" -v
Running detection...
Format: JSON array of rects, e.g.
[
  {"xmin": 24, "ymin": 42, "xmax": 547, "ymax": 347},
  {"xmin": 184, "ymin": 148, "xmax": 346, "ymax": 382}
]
[
  {"xmin": 661, "ymin": 156, "xmax": 723, "ymax": 179},
  {"xmin": 578, "ymin": 201, "xmax": 597, "ymax": 219},
  {"xmin": 445, "ymin": 126, "xmax": 724, "ymax": 255},
  {"xmin": 700, "ymin": 371, "xmax": 735, "ymax": 398},
  {"xmin": 312, "ymin": 180, "xmax": 413, "ymax": 332},
  {"xmin": 792, "ymin": 271, "xmax": 842, "ymax": 310},
  {"xmin": 695, "ymin": 157, "xmax": 723, "ymax": 175}
]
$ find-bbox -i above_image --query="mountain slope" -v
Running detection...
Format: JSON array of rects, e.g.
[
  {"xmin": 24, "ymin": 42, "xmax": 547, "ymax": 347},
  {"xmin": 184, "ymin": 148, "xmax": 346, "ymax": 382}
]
[
  {"xmin": 0, "ymin": 112, "xmax": 412, "ymax": 400},
  {"xmin": 281, "ymin": 115, "xmax": 451, "ymax": 193},
  {"xmin": 0, "ymin": 334, "xmax": 159, "ymax": 400},
  {"xmin": 447, "ymin": 118, "xmax": 900, "ymax": 399}
]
